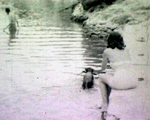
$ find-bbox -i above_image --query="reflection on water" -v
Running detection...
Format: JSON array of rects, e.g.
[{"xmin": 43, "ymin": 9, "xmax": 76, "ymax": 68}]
[
  {"xmin": 0, "ymin": 1, "xmax": 107, "ymax": 119},
  {"xmin": 1, "ymin": 0, "xmax": 107, "ymax": 78}
]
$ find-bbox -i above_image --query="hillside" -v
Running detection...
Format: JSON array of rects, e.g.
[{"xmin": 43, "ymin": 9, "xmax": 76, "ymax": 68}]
[{"xmin": 71, "ymin": 0, "xmax": 150, "ymax": 40}]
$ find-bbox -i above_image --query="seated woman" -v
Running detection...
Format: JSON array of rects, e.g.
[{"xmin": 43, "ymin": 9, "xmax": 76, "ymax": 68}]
[{"xmin": 99, "ymin": 32, "xmax": 138, "ymax": 120}]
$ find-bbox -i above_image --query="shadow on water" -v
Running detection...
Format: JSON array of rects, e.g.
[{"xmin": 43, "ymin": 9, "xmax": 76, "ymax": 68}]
[{"xmin": 82, "ymin": 37, "xmax": 106, "ymax": 69}]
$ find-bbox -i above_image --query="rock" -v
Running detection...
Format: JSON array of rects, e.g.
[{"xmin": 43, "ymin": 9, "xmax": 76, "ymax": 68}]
[
  {"xmin": 102, "ymin": 0, "xmax": 117, "ymax": 5},
  {"xmin": 71, "ymin": 3, "xmax": 88, "ymax": 22},
  {"xmin": 70, "ymin": 15, "xmax": 88, "ymax": 22},
  {"xmin": 81, "ymin": 0, "xmax": 102, "ymax": 10},
  {"xmin": 105, "ymin": 23, "xmax": 118, "ymax": 31},
  {"xmin": 112, "ymin": 14, "xmax": 132, "ymax": 25},
  {"xmin": 81, "ymin": 0, "xmax": 116, "ymax": 10}
]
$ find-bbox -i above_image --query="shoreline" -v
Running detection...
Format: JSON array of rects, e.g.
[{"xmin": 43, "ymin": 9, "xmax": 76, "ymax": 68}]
[{"xmin": 71, "ymin": 1, "xmax": 150, "ymax": 119}]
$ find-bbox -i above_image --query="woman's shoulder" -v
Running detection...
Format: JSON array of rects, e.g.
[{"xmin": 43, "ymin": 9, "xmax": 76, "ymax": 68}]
[
  {"xmin": 103, "ymin": 48, "xmax": 113, "ymax": 54},
  {"xmin": 104, "ymin": 48, "xmax": 129, "ymax": 52}
]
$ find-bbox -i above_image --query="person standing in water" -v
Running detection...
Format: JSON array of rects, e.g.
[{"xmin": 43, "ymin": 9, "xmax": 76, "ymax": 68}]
[
  {"xmin": 99, "ymin": 32, "xmax": 138, "ymax": 120},
  {"xmin": 3, "ymin": 8, "xmax": 19, "ymax": 39}
]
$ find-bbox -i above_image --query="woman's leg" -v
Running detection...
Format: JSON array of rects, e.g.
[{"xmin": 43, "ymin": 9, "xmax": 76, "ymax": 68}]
[
  {"xmin": 9, "ymin": 26, "xmax": 17, "ymax": 39},
  {"xmin": 99, "ymin": 80, "xmax": 108, "ymax": 120},
  {"xmin": 99, "ymin": 74, "xmax": 114, "ymax": 119},
  {"xmin": 99, "ymin": 80, "xmax": 108, "ymax": 112},
  {"xmin": 99, "ymin": 74, "xmax": 113, "ymax": 111},
  {"xmin": 106, "ymin": 84, "xmax": 111, "ymax": 104}
]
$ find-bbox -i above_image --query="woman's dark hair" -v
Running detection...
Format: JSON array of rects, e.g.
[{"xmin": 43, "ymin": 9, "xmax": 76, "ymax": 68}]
[
  {"xmin": 107, "ymin": 32, "xmax": 126, "ymax": 50},
  {"xmin": 5, "ymin": 8, "xmax": 10, "ymax": 14}
]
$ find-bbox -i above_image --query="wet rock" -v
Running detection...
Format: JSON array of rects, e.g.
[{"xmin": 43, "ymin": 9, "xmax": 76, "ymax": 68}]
[
  {"xmin": 83, "ymin": 22, "xmax": 119, "ymax": 39},
  {"xmin": 71, "ymin": 15, "xmax": 88, "ymax": 23},
  {"xmin": 71, "ymin": 3, "xmax": 88, "ymax": 23}
]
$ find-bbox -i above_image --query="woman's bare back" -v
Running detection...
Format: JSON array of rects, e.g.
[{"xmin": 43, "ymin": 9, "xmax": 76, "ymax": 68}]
[{"xmin": 104, "ymin": 48, "xmax": 132, "ymax": 70}]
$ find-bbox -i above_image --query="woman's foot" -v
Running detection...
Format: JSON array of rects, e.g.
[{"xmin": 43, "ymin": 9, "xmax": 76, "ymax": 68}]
[
  {"xmin": 106, "ymin": 114, "xmax": 120, "ymax": 120},
  {"xmin": 101, "ymin": 111, "xmax": 107, "ymax": 120},
  {"xmin": 101, "ymin": 103, "xmax": 108, "ymax": 120}
]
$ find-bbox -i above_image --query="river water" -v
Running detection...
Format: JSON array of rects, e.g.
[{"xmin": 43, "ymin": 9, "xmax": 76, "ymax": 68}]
[
  {"xmin": 0, "ymin": 0, "xmax": 105, "ymax": 120},
  {"xmin": 1, "ymin": 0, "xmax": 106, "ymax": 79}
]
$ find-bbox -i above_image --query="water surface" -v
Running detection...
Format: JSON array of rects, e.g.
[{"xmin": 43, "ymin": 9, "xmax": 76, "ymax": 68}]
[{"xmin": 0, "ymin": 1, "xmax": 106, "ymax": 119}]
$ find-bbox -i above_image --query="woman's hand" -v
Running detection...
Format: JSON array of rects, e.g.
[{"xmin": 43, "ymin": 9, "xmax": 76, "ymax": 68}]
[
  {"xmin": 3, "ymin": 28, "xmax": 9, "ymax": 34},
  {"xmin": 17, "ymin": 27, "xmax": 20, "ymax": 35},
  {"xmin": 99, "ymin": 70, "xmax": 106, "ymax": 74}
]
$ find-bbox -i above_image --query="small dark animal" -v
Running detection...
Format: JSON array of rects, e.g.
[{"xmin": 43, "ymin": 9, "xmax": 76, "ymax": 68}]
[{"xmin": 82, "ymin": 68, "xmax": 97, "ymax": 89}]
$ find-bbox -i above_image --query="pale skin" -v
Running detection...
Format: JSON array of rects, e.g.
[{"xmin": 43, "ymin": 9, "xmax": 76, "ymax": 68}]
[{"xmin": 99, "ymin": 47, "xmax": 137, "ymax": 119}]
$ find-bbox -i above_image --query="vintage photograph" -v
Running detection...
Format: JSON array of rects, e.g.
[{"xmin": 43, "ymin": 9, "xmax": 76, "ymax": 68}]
[{"xmin": 0, "ymin": 0, "xmax": 150, "ymax": 120}]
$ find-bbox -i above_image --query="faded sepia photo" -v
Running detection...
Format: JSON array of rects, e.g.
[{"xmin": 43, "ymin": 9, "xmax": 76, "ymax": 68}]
[{"xmin": 0, "ymin": 0, "xmax": 149, "ymax": 120}]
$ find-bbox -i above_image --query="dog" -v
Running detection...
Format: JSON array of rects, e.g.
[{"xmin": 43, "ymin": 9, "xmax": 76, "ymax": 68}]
[{"xmin": 82, "ymin": 68, "xmax": 97, "ymax": 89}]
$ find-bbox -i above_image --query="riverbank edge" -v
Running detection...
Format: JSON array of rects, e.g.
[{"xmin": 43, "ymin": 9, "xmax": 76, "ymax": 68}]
[
  {"xmin": 71, "ymin": 1, "xmax": 150, "ymax": 120},
  {"xmin": 71, "ymin": 0, "xmax": 150, "ymax": 40}
]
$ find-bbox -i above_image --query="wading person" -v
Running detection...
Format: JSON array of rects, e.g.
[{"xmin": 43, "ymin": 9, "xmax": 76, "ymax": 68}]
[
  {"xmin": 99, "ymin": 32, "xmax": 138, "ymax": 120},
  {"xmin": 3, "ymin": 8, "xmax": 19, "ymax": 39}
]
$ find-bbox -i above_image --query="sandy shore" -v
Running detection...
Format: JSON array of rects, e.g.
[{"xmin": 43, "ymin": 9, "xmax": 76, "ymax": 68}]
[{"xmin": 106, "ymin": 22, "xmax": 150, "ymax": 120}]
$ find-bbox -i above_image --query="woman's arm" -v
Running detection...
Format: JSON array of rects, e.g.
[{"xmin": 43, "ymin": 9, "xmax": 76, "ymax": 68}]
[
  {"xmin": 3, "ymin": 24, "xmax": 10, "ymax": 31},
  {"xmin": 101, "ymin": 52, "xmax": 108, "ymax": 72},
  {"xmin": 15, "ymin": 16, "xmax": 19, "ymax": 28}
]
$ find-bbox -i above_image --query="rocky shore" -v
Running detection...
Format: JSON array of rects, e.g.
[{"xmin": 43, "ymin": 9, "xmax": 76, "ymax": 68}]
[{"xmin": 71, "ymin": 0, "xmax": 150, "ymax": 40}]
